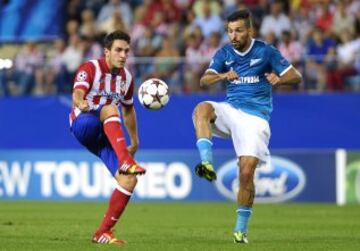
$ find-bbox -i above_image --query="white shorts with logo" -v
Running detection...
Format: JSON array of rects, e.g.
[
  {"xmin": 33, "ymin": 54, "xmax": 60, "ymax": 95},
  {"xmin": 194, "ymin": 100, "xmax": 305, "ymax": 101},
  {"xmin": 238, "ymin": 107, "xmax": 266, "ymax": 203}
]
[{"xmin": 205, "ymin": 101, "xmax": 271, "ymax": 164}]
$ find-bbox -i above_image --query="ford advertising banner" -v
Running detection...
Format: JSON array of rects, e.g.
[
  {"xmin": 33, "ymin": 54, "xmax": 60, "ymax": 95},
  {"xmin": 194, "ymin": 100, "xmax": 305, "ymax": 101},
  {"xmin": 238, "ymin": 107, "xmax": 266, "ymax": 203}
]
[{"xmin": 0, "ymin": 150, "xmax": 336, "ymax": 202}]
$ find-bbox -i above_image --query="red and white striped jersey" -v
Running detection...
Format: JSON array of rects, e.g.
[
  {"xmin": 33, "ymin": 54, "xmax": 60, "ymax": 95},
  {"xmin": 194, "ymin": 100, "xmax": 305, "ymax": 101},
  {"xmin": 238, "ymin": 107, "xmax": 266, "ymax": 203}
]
[{"xmin": 70, "ymin": 58, "xmax": 134, "ymax": 124}]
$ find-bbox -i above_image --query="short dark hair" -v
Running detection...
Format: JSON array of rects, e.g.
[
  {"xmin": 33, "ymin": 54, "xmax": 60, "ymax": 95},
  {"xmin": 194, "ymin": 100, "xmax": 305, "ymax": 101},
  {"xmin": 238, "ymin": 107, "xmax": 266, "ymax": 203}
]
[
  {"xmin": 103, "ymin": 30, "xmax": 131, "ymax": 49},
  {"xmin": 226, "ymin": 9, "xmax": 252, "ymax": 28}
]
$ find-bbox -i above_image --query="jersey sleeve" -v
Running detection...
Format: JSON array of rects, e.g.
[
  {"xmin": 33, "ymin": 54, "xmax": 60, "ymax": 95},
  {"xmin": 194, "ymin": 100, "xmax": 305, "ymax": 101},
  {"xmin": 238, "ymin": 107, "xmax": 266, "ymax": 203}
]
[
  {"xmin": 267, "ymin": 45, "xmax": 292, "ymax": 76},
  {"xmin": 206, "ymin": 48, "xmax": 226, "ymax": 74},
  {"xmin": 73, "ymin": 62, "xmax": 95, "ymax": 92},
  {"xmin": 120, "ymin": 79, "xmax": 134, "ymax": 107}
]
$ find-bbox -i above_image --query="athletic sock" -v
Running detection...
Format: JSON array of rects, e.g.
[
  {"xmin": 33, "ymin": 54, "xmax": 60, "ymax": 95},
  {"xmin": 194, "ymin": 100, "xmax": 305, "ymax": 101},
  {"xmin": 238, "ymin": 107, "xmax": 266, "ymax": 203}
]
[
  {"xmin": 234, "ymin": 206, "xmax": 252, "ymax": 233},
  {"xmin": 95, "ymin": 185, "xmax": 132, "ymax": 235},
  {"xmin": 103, "ymin": 116, "xmax": 133, "ymax": 164},
  {"xmin": 196, "ymin": 138, "xmax": 213, "ymax": 163}
]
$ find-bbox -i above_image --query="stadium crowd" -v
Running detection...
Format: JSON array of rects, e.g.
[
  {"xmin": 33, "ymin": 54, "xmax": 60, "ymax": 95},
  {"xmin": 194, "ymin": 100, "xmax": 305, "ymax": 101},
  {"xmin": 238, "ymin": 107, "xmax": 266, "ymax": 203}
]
[{"xmin": 0, "ymin": 0, "xmax": 359, "ymax": 96}]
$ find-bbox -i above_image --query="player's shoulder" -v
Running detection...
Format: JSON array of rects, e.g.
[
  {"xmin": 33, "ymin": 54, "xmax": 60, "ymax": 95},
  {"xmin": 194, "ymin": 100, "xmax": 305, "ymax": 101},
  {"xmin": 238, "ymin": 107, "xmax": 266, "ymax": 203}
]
[
  {"xmin": 253, "ymin": 39, "xmax": 279, "ymax": 55},
  {"xmin": 253, "ymin": 39, "xmax": 272, "ymax": 50},
  {"xmin": 78, "ymin": 59, "xmax": 97, "ymax": 71},
  {"xmin": 220, "ymin": 43, "xmax": 233, "ymax": 52},
  {"xmin": 213, "ymin": 43, "xmax": 233, "ymax": 58}
]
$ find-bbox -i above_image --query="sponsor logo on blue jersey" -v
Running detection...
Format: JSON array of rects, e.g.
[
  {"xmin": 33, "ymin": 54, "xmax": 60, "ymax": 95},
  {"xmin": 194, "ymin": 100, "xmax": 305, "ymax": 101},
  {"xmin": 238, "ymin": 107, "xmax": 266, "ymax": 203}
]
[
  {"xmin": 231, "ymin": 76, "xmax": 260, "ymax": 84},
  {"xmin": 215, "ymin": 156, "xmax": 306, "ymax": 202}
]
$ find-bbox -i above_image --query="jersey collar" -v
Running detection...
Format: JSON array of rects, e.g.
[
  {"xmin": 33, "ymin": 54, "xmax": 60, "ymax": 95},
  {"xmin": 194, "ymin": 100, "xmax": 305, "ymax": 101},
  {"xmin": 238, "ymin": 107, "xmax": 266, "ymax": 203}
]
[{"xmin": 232, "ymin": 39, "xmax": 255, "ymax": 56}]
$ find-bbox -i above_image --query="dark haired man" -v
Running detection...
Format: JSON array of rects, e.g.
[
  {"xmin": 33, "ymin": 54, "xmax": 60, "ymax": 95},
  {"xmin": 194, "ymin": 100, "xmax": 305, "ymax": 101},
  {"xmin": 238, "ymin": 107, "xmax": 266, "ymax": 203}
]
[
  {"xmin": 193, "ymin": 9, "xmax": 302, "ymax": 243},
  {"xmin": 70, "ymin": 30, "xmax": 145, "ymax": 245}
]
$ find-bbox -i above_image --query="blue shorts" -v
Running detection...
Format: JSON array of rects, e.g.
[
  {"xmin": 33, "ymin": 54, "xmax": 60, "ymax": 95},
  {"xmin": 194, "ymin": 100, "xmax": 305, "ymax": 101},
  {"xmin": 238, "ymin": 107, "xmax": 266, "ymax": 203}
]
[{"xmin": 70, "ymin": 110, "xmax": 118, "ymax": 176}]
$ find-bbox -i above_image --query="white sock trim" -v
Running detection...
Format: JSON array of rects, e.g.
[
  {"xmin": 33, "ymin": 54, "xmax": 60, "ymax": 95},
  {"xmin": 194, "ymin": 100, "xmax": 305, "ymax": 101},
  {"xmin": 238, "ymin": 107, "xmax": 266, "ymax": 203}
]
[
  {"xmin": 236, "ymin": 209, "xmax": 252, "ymax": 213},
  {"xmin": 116, "ymin": 184, "xmax": 132, "ymax": 196},
  {"xmin": 104, "ymin": 116, "xmax": 121, "ymax": 125},
  {"xmin": 197, "ymin": 138, "xmax": 213, "ymax": 145}
]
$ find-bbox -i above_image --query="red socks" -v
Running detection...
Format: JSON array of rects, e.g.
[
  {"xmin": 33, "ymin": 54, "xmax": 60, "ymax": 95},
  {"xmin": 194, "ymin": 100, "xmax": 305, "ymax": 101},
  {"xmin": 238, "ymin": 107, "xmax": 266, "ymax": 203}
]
[
  {"xmin": 103, "ymin": 116, "xmax": 132, "ymax": 163},
  {"xmin": 95, "ymin": 185, "xmax": 132, "ymax": 235}
]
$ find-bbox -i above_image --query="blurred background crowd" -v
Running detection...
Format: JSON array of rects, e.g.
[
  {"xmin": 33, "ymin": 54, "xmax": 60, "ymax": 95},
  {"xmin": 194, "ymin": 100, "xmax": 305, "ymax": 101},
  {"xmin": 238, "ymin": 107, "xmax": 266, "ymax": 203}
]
[{"xmin": 0, "ymin": 0, "xmax": 359, "ymax": 96}]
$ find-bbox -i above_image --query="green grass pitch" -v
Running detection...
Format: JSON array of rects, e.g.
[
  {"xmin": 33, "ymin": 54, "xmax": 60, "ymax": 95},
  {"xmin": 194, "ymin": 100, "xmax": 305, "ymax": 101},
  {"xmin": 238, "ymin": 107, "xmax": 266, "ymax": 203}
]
[{"xmin": 0, "ymin": 202, "xmax": 359, "ymax": 251}]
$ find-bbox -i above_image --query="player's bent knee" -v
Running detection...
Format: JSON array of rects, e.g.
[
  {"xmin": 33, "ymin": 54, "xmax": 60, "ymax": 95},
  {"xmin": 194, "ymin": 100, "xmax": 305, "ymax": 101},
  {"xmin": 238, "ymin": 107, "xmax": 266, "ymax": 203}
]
[
  {"xmin": 100, "ymin": 104, "xmax": 120, "ymax": 121},
  {"xmin": 193, "ymin": 102, "xmax": 214, "ymax": 121}
]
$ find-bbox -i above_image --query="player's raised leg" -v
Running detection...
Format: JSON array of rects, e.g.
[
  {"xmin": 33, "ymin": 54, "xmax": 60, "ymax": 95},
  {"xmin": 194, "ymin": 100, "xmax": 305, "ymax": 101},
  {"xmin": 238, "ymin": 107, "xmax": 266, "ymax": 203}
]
[
  {"xmin": 193, "ymin": 102, "xmax": 217, "ymax": 181},
  {"xmin": 233, "ymin": 156, "xmax": 258, "ymax": 244},
  {"xmin": 100, "ymin": 104, "xmax": 145, "ymax": 175},
  {"xmin": 92, "ymin": 173, "xmax": 137, "ymax": 245}
]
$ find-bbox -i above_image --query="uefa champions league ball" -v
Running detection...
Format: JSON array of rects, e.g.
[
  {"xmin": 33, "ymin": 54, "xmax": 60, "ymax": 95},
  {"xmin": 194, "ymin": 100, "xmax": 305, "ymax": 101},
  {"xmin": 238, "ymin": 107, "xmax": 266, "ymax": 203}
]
[{"xmin": 138, "ymin": 78, "xmax": 169, "ymax": 110}]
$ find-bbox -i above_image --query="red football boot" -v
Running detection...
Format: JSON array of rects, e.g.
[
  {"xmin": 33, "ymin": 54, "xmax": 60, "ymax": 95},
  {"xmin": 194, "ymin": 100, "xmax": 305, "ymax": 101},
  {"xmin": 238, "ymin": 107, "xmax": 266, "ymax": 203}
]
[
  {"xmin": 118, "ymin": 156, "xmax": 146, "ymax": 175},
  {"xmin": 92, "ymin": 230, "xmax": 127, "ymax": 245}
]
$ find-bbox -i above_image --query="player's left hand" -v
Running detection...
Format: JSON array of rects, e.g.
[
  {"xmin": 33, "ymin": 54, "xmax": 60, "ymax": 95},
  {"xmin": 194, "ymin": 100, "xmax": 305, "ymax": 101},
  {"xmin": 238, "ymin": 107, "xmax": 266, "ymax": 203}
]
[
  {"xmin": 265, "ymin": 72, "xmax": 280, "ymax": 86},
  {"xmin": 127, "ymin": 143, "xmax": 138, "ymax": 157}
]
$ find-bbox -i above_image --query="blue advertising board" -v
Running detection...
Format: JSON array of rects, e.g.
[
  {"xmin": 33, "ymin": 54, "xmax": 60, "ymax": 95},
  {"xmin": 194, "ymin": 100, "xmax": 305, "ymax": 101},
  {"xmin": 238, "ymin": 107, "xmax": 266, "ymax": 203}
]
[
  {"xmin": 0, "ymin": 150, "xmax": 336, "ymax": 202},
  {"xmin": 1, "ymin": 94, "xmax": 360, "ymax": 150}
]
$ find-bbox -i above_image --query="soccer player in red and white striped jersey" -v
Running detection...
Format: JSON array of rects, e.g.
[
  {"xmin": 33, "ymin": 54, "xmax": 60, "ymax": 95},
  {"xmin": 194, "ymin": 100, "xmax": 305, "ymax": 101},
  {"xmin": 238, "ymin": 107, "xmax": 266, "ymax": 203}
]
[{"xmin": 69, "ymin": 30, "xmax": 145, "ymax": 245}]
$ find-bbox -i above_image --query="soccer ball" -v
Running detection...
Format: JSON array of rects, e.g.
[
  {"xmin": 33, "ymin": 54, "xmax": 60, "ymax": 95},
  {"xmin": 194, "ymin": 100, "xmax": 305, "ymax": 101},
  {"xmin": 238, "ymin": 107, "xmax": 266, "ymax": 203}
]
[{"xmin": 138, "ymin": 78, "xmax": 169, "ymax": 110}]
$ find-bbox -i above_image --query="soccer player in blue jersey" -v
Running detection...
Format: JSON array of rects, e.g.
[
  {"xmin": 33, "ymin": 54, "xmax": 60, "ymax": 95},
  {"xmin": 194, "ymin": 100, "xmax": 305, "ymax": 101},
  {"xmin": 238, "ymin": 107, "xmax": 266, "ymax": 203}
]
[{"xmin": 193, "ymin": 9, "xmax": 302, "ymax": 243}]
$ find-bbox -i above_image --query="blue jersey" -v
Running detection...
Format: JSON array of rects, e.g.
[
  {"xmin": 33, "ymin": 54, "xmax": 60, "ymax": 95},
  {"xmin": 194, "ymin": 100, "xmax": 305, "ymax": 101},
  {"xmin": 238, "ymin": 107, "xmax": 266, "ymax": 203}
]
[{"xmin": 207, "ymin": 39, "xmax": 291, "ymax": 121}]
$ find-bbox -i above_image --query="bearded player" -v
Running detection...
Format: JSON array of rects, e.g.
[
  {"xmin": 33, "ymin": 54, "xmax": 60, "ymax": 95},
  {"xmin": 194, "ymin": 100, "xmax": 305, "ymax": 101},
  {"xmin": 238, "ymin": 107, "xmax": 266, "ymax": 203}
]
[{"xmin": 193, "ymin": 9, "xmax": 302, "ymax": 243}]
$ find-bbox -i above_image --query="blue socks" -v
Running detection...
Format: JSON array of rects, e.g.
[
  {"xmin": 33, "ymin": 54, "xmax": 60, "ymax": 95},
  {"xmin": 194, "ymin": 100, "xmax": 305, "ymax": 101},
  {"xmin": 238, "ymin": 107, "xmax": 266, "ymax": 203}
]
[
  {"xmin": 196, "ymin": 138, "xmax": 213, "ymax": 163},
  {"xmin": 234, "ymin": 206, "xmax": 252, "ymax": 233}
]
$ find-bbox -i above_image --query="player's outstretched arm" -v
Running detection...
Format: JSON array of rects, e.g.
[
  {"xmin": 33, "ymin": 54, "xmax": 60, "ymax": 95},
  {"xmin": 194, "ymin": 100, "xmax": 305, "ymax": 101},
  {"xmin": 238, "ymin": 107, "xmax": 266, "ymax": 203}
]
[
  {"xmin": 266, "ymin": 67, "xmax": 302, "ymax": 86},
  {"xmin": 122, "ymin": 105, "xmax": 139, "ymax": 156},
  {"xmin": 200, "ymin": 70, "xmax": 239, "ymax": 87},
  {"xmin": 72, "ymin": 89, "xmax": 90, "ymax": 112}
]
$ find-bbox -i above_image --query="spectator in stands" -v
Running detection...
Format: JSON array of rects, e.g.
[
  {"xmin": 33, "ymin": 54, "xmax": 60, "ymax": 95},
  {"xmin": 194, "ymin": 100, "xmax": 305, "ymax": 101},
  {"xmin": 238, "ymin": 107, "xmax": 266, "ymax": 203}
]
[
  {"xmin": 290, "ymin": 4, "xmax": 314, "ymax": 44},
  {"xmin": 347, "ymin": 0, "xmax": 360, "ymax": 17},
  {"xmin": 264, "ymin": 31, "xmax": 278, "ymax": 46},
  {"xmin": 98, "ymin": 10, "xmax": 127, "ymax": 33},
  {"xmin": 65, "ymin": 19, "xmax": 79, "ymax": 42},
  {"xmin": 192, "ymin": 0, "xmax": 222, "ymax": 18},
  {"xmin": 328, "ymin": 30, "xmax": 360, "ymax": 90},
  {"xmin": 161, "ymin": 0, "xmax": 182, "ymax": 23},
  {"xmin": 305, "ymin": 27, "xmax": 336, "ymax": 91},
  {"xmin": 134, "ymin": 26, "xmax": 162, "ymax": 57},
  {"xmin": 193, "ymin": 1, "xmax": 222, "ymax": 39},
  {"xmin": 278, "ymin": 30, "xmax": 303, "ymax": 67},
  {"xmin": 278, "ymin": 30, "xmax": 304, "ymax": 91},
  {"xmin": 153, "ymin": 36, "xmax": 181, "ymax": 92},
  {"xmin": 79, "ymin": 9, "xmax": 98, "ymax": 38},
  {"xmin": 182, "ymin": 9, "xmax": 197, "ymax": 43},
  {"xmin": 82, "ymin": 35, "xmax": 103, "ymax": 61},
  {"xmin": 61, "ymin": 35, "xmax": 85, "ymax": 93},
  {"xmin": 184, "ymin": 32, "xmax": 205, "ymax": 92},
  {"xmin": 97, "ymin": 0, "xmax": 132, "ymax": 30},
  {"xmin": 13, "ymin": 42, "xmax": 45, "ymax": 95},
  {"xmin": 133, "ymin": 26, "xmax": 163, "ymax": 84},
  {"xmin": 332, "ymin": 0, "xmax": 355, "ymax": 39},
  {"xmin": 45, "ymin": 39, "xmax": 66, "ymax": 94},
  {"xmin": 150, "ymin": 12, "xmax": 168, "ymax": 36},
  {"xmin": 314, "ymin": 0, "xmax": 334, "ymax": 36},
  {"xmin": 130, "ymin": 5, "xmax": 146, "ymax": 44},
  {"xmin": 259, "ymin": 0, "xmax": 291, "ymax": 39},
  {"xmin": 202, "ymin": 31, "xmax": 222, "ymax": 61}
]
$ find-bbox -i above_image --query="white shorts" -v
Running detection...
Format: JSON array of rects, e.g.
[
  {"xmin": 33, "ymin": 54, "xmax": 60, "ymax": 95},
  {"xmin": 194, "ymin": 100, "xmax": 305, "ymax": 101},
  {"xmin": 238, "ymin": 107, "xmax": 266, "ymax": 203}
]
[{"xmin": 205, "ymin": 101, "xmax": 271, "ymax": 164}]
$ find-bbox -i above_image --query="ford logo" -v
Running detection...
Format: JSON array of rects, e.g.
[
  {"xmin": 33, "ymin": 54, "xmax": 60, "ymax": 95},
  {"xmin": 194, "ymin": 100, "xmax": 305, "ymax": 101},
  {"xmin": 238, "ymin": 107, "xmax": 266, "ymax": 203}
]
[{"xmin": 215, "ymin": 156, "xmax": 306, "ymax": 203}]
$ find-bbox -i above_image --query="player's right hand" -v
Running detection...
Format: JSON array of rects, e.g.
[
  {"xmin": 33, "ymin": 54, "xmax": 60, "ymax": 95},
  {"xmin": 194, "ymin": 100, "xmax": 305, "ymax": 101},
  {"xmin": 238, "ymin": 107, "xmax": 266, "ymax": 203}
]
[
  {"xmin": 223, "ymin": 70, "xmax": 239, "ymax": 81},
  {"xmin": 77, "ymin": 100, "xmax": 90, "ymax": 112}
]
